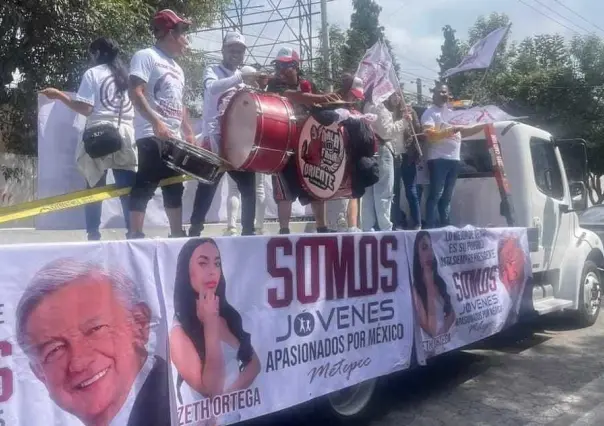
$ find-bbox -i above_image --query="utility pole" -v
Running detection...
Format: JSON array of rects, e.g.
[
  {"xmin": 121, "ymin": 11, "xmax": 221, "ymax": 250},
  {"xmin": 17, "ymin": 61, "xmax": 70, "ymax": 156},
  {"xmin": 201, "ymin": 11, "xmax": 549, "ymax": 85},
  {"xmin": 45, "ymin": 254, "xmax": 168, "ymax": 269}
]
[
  {"xmin": 416, "ymin": 78, "xmax": 423, "ymax": 104},
  {"xmin": 320, "ymin": 0, "xmax": 333, "ymax": 92}
]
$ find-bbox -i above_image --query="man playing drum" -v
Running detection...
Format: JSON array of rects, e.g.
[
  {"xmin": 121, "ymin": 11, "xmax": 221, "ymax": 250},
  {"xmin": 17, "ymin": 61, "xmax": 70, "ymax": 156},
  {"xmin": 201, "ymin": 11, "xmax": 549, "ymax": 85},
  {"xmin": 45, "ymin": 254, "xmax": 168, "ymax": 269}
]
[
  {"xmin": 127, "ymin": 9, "xmax": 196, "ymax": 239},
  {"xmin": 189, "ymin": 31, "xmax": 259, "ymax": 237},
  {"xmin": 265, "ymin": 47, "xmax": 331, "ymax": 235}
]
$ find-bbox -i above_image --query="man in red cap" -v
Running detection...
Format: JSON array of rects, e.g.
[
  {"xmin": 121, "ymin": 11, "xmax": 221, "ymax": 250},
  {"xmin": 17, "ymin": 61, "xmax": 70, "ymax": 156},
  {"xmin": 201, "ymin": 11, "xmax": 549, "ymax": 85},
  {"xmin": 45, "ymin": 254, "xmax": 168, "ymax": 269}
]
[
  {"xmin": 265, "ymin": 47, "xmax": 331, "ymax": 234},
  {"xmin": 127, "ymin": 9, "xmax": 196, "ymax": 239}
]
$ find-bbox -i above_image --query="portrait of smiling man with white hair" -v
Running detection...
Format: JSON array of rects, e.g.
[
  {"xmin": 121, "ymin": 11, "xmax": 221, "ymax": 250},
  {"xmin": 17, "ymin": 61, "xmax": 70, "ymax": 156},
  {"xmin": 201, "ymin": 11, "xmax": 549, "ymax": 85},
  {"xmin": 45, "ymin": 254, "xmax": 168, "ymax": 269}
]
[{"xmin": 15, "ymin": 258, "xmax": 170, "ymax": 426}]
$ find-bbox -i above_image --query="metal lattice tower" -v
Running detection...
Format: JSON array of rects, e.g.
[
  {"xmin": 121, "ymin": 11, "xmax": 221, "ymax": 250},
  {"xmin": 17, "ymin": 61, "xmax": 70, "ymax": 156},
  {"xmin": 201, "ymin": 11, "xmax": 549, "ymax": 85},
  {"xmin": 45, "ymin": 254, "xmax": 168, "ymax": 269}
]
[{"xmin": 192, "ymin": 0, "xmax": 326, "ymax": 72}]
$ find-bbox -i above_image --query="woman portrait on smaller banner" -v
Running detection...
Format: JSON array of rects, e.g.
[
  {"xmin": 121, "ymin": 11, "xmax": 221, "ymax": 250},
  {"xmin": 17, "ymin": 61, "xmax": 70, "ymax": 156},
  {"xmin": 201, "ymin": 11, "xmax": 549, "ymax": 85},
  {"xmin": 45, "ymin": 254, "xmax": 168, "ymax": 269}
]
[
  {"xmin": 170, "ymin": 238, "xmax": 261, "ymax": 425},
  {"xmin": 411, "ymin": 231, "xmax": 456, "ymax": 342},
  {"xmin": 40, "ymin": 37, "xmax": 137, "ymax": 241}
]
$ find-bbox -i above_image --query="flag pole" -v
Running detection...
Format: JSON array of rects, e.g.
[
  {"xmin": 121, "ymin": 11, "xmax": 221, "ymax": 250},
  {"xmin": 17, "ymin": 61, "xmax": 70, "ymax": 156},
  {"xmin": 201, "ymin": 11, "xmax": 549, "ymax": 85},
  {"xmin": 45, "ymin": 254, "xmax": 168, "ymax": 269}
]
[{"xmin": 382, "ymin": 40, "xmax": 423, "ymax": 158}]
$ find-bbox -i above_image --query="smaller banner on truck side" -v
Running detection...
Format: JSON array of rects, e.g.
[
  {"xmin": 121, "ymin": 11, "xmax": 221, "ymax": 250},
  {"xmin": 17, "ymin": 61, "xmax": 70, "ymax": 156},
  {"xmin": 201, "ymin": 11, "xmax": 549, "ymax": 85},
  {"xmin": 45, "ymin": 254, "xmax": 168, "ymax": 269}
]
[
  {"xmin": 405, "ymin": 226, "xmax": 530, "ymax": 360},
  {"xmin": 0, "ymin": 226, "xmax": 530, "ymax": 425}
]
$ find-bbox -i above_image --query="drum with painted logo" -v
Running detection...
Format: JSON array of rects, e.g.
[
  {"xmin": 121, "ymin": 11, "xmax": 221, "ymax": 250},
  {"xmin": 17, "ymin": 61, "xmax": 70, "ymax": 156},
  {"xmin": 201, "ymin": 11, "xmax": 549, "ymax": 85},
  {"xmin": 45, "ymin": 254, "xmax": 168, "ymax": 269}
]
[
  {"xmin": 220, "ymin": 89, "xmax": 298, "ymax": 174},
  {"xmin": 161, "ymin": 138, "xmax": 223, "ymax": 185},
  {"xmin": 295, "ymin": 115, "xmax": 353, "ymax": 200}
]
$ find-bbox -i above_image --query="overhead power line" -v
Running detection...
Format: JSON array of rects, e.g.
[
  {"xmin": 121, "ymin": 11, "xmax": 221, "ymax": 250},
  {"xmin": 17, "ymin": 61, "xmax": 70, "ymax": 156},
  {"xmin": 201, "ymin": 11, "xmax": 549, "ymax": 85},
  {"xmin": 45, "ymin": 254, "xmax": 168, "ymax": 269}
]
[{"xmin": 551, "ymin": 0, "xmax": 604, "ymax": 35}]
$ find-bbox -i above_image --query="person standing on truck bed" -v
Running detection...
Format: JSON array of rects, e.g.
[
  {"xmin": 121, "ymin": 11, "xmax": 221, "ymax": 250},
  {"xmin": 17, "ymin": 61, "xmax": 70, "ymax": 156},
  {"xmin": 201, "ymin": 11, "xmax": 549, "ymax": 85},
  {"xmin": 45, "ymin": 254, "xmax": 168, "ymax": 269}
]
[{"xmin": 421, "ymin": 84, "xmax": 485, "ymax": 228}]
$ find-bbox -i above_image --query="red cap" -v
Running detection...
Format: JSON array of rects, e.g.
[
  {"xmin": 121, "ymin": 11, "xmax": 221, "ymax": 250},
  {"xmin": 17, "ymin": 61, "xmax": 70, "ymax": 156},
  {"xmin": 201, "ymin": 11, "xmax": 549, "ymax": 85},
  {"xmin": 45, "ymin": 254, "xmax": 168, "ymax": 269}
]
[
  {"xmin": 152, "ymin": 9, "xmax": 191, "ymax": 32},
  {"xmin": 275, "ymin": 47, "xmax": 300, "ymax": 63}
]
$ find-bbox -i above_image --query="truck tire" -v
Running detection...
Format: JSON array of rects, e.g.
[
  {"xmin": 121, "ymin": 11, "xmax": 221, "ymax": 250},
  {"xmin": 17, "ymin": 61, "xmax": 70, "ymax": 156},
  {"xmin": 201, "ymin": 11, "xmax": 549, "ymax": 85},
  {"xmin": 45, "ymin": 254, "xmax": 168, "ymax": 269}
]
[
  {"xmin": 325, "ymin": 378, "xmax": 378, "ymax": 424},
  {"xmin": 574, "ymin": 260, "xmax": 601, "ymax": 327}
]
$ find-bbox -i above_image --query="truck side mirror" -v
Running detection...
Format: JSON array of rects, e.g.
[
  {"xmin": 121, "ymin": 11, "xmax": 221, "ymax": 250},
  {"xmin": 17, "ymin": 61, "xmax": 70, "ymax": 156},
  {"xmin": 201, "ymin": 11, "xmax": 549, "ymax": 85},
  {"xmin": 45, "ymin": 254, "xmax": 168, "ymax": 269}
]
[{"xmin": 569, "ymin": 181, "xmax": 588, "ymax": 211}]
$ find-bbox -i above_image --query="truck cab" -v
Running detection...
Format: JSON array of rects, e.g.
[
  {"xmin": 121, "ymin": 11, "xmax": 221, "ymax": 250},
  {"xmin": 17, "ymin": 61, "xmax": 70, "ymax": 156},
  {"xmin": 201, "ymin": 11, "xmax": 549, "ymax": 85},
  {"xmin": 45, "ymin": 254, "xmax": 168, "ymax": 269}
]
[{"xmin": 452, "ymin": 121, "xmax": 603, "ymax": 325}]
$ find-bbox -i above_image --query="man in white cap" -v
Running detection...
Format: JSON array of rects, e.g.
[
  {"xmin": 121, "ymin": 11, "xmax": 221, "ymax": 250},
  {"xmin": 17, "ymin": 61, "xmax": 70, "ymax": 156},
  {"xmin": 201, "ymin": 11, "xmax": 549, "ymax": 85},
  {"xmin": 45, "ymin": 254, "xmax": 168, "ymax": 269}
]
[{"xmin": 189, "ymin": 31, "xmax": 259, "ymax": 237}]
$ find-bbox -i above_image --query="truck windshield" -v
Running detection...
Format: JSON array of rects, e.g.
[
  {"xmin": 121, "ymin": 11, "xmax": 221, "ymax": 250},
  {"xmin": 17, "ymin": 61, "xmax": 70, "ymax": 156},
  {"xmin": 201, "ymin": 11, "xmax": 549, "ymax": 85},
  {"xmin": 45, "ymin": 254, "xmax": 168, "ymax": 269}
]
[{"xmin": 459, "ymin": 139, "xmax": 494, "ymax": 178}]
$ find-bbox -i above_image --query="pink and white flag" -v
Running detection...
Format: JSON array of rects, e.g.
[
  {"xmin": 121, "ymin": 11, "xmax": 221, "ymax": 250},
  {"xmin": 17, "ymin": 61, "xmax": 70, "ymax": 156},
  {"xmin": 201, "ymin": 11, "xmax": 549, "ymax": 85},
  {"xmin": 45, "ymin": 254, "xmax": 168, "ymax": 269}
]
[
  {"xmin": 354, "ymin": 41, "xmax": 399, "ymax": 105},
  {"xmin": 444, "ymin": 105, "xmax": 517, "ymax": 125}
]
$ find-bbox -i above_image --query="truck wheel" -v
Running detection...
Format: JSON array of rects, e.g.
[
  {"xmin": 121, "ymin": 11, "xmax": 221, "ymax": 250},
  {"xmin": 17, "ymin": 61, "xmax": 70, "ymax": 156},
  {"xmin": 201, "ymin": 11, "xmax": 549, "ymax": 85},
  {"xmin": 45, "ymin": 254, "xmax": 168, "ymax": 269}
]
[
  {"xmin": 574, "ymin": 260, "xmax": 601, "ymax": 327},
  {"xmin": 326, "ymin": 378, "xmax": 378, "ymax": 423}
]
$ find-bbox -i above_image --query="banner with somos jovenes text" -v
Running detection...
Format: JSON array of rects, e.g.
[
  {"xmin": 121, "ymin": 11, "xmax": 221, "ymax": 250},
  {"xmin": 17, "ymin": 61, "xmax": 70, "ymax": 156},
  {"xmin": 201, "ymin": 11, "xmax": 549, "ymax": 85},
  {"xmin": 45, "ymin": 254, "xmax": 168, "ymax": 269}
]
[{"xmin": 0, "ymin": 226, "xmax": 530, "ymax": 426}]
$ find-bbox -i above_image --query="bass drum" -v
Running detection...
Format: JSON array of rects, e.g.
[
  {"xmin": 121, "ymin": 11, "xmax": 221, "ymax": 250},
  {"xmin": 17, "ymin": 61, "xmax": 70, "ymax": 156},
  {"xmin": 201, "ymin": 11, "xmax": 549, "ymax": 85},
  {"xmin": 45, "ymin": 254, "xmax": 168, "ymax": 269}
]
[{"xmin": 221, "ymin": 89, "xmax": 298, "ymax": 174}]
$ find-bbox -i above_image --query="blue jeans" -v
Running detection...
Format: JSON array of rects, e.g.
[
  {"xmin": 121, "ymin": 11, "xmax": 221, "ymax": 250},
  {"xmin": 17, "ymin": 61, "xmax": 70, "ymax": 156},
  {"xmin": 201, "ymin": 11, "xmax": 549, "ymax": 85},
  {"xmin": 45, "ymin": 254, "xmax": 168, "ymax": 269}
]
[
  {"xmin": 361, "ymin": 143, "xmax": 395, "ymax": 232},
  {"xmin": 425, "ymin": 159, "xmax": 460, "ymax": 228},
  {"xmin": 85, "ymin": 169, "xmax": 136, "ymax": 239},
  {"xmin": 401, "ymin": 154, "xmax": 423, "ymax": 229}
]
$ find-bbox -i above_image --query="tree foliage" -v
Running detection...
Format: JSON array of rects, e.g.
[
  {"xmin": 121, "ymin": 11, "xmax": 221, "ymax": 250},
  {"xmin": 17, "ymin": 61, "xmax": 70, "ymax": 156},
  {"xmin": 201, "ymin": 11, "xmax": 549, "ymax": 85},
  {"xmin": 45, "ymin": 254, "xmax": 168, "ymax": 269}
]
[
  {"xmin": 0, "ymin": 0, "xmax": 225, "ymax": 154},
  {"xmin": 438, "ymin": 13, "xmax": 604, "ymax": 201}
]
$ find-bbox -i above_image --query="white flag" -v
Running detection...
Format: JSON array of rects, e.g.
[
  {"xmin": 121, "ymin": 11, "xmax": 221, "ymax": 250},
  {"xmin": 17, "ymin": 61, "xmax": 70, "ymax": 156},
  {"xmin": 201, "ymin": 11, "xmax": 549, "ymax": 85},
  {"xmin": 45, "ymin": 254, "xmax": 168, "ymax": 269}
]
[
  {"xmin": 444, "ymin": 105, "xmax": 517, "ymax": 125},
  {"xmin": 443, "ymin": 25, "xmax": 510, "ymax": 78},
  {"xmin": 354, "ymin": 41, "xmax": 399, "ymax": 105}
]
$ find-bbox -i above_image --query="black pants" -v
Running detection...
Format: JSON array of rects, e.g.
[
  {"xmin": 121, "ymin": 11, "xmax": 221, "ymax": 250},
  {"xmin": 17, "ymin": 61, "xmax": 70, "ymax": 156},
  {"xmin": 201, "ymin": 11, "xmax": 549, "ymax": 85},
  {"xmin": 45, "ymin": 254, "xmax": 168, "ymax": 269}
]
[
  {"xmin": 190, "ymin": 170, "xmax": 256, "ymax": 235},
  {"xmin": 130, "ymin": 137, "xmax": 184, "ymax": 212}
]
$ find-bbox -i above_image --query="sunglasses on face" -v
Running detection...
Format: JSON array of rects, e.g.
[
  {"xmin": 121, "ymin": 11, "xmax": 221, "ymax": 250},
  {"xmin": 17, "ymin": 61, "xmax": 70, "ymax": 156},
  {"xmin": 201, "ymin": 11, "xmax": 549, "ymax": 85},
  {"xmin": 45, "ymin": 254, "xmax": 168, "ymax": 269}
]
[{"xmin": 275, "ymin": 61, "xmax": 299, "ymax": 70}]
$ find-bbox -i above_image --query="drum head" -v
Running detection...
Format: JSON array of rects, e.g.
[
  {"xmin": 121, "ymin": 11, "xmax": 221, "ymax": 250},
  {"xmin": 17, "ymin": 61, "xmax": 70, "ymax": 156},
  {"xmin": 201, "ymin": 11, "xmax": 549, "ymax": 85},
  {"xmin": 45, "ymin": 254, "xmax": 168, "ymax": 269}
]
[
  {"xmin": 296, "ymin": 116, "xmax": 348, "ymax": 200},
  {"xmin": 222, "ymin": 91, "xmax": 258, "ymax": 169}
]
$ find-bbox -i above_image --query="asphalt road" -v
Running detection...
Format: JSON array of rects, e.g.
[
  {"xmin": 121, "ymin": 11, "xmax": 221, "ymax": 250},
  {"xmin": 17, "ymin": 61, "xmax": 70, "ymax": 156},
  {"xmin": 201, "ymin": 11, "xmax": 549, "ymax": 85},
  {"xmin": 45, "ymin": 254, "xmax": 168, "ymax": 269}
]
[{"xmin": 246, "ymin": 313, "xmax": 604, "ymax": 426}]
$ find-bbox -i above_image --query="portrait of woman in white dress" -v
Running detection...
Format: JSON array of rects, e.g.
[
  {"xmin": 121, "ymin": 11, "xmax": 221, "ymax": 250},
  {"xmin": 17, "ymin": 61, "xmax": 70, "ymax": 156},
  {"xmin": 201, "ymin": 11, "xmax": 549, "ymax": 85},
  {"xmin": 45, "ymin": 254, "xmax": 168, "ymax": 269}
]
[
  {"xmin": 411, "ymin": 231, "xmax": 456, "ymax": 343},
  {"xmin": 169, "ymin": 238, "xmax": 261, "ymax": 426}
]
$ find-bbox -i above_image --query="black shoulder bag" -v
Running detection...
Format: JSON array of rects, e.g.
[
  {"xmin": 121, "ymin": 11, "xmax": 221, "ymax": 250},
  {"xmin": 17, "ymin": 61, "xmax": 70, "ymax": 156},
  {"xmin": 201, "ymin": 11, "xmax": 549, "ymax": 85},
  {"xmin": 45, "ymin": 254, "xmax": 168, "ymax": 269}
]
[{"xmin": 82, "ymin": 95, "xmax": 124, "ymax": 159}]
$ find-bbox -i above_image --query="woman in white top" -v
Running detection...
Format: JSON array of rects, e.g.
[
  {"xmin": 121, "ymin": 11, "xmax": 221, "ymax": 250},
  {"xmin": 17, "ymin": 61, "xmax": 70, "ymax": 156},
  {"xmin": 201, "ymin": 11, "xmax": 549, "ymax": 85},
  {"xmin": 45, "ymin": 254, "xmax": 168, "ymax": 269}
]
[
  {"xmin": 361, "ymin": 89, "xmax": 409, "ymax": 231},
  {"xmin": 170, "ymin": 238, "xmax": 261, "ymax": 425},
  {"xmin": 40, "ymin": 37, "xmax": 137, "ymax": 241}
]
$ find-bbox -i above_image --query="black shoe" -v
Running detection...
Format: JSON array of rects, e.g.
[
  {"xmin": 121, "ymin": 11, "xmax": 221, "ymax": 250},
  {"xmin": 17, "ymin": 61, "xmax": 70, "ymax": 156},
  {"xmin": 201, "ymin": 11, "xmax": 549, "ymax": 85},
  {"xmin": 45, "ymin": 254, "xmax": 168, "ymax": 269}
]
[
  {"xmin": 169, "ymin": 230, "xmax": 187, "ymax": 238},
  {"xmin": 241, "ymin": 229, "xmax": 256, "ymax": 236},
  {"xmin": 87, "ymin": 231, "xmax": 101, "ymax": 241},
  {"xmin": 279, "ymin": 228, "xmax": 291, "ymax": 235},
  {"xmin": 188, "ymin": 225, "xmax": 203, "ymax": 237},
  {"xmin": 126, "ymin": 231, "xmax": 145, "ymax": 240},
  {"xmin": 316, "ymin": 226, "xmax": 334, "ymax": 233}
]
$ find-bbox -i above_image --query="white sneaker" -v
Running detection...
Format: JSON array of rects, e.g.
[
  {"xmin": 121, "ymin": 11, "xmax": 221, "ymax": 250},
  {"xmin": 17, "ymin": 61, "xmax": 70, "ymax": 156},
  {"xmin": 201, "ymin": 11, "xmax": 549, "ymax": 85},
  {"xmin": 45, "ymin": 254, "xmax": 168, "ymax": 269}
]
[
  {"xmin": 223, "ymin": 227, "xmax": 238, "ymax": 236},
  {"xmin": 347, "ymin": 227, "xmax": 362, "ymax": 233}
]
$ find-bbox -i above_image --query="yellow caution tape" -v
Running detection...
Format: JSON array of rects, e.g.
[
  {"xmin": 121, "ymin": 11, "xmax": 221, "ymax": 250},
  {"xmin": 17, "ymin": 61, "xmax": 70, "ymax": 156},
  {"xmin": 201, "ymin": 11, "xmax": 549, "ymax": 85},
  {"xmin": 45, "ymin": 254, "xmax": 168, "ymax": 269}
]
[{"xmin": 0, "ymin": 175, "xmax": 193, "ymax": 224}]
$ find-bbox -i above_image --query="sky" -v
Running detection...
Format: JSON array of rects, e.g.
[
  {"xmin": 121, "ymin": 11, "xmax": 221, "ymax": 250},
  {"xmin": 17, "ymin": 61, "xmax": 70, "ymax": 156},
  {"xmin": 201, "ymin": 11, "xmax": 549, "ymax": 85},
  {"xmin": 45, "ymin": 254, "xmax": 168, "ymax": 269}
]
[{"xmin": 190, "ymin": 0, "xmax": 603, "ymax": 94}]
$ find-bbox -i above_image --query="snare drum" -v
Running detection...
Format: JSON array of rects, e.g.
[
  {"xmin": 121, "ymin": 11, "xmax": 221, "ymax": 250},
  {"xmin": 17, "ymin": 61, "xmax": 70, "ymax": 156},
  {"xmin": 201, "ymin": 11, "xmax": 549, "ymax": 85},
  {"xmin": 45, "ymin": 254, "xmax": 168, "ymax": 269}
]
[
  {"xmin": 221, "ymin": 89, "xmax": 298, "ymax": 174},
  {"xmin": 161, "ymin": 138, "xmax": 223, "ymax": 184}
]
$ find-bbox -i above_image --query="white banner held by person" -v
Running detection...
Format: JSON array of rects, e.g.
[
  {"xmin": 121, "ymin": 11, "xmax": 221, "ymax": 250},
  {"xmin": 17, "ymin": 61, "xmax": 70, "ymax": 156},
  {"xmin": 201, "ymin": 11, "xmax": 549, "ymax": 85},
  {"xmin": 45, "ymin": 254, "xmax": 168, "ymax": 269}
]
[
  {"xmin": 354, "ymin": 41, "xmax": 398, "ymax": 105},
  {"xmin": 442, "ymin": 25, "xmax": 510, "ymax": 79},
  {"xmin": 35, "ymin": 95, "xmax": 311, "ymax": 231},
  {"xmin": 157, "ymin": 233, "xmax": 415, "ymax": 425},
  {"xmin": 444, "ymin": 105, "xmax": 517, "ymax": 126},
  {"xmin": 406, "ymin": 226, "xmax": 530, "ymax": 360}
]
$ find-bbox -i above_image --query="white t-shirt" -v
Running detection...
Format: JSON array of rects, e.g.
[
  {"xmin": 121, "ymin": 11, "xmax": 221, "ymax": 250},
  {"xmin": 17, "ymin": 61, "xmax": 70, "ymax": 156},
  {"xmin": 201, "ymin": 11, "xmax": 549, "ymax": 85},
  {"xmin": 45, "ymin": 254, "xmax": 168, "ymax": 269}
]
[
  {"xmin": 421, "ymin": 105, "xmax": 462, "ymax": 161},
  {"xmin": 129, "ymin": 47, "xmax": 186, "ymax": 140},
  {"xmin": 201, "ymin": 64, "xmax": 243, "ymax": 152},
  {"xmin": 75, "ymin": 64, "xmax": 135, "ymax": 122}
]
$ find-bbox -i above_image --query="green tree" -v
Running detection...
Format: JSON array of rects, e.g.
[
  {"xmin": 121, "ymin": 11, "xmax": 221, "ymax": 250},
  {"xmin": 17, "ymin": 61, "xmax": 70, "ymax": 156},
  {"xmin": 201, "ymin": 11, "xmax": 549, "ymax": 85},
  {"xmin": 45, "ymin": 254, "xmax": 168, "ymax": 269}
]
[
  {"xmin": 0, "ymin": 0, "xmax": 225, "ymax": 154},
  {"xmin": 437, "ymin": 25, "xmax": 466, "ymax": 95},
  {"xmin": 312, "ymin": 24, "xmax": 347, "ymax": 91}
]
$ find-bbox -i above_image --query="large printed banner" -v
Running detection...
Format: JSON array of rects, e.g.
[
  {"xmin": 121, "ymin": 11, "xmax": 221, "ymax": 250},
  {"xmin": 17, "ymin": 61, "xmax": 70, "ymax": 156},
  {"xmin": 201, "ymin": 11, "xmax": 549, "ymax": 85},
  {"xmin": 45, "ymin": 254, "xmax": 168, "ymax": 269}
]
[{"xmin": 0, "ymin": 226, "xmax": 529, "ymax": 425}]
